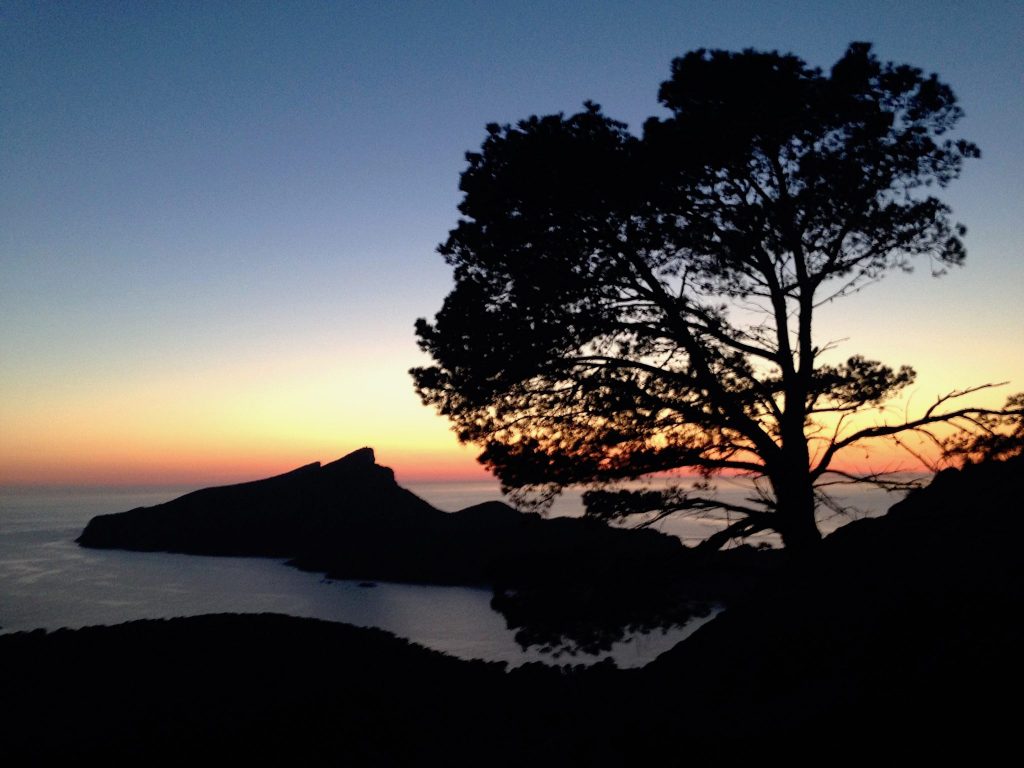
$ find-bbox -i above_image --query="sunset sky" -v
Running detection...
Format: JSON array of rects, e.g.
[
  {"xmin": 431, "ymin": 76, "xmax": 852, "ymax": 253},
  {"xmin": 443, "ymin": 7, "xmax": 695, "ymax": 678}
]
[{"xmin": 2, "ymin": 1, "xmax": 1021, "ymax": 487}]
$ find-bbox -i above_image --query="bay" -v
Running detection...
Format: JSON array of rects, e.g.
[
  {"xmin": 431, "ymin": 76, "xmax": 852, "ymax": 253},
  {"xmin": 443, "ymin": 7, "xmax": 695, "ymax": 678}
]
[{"xmin": 0, "ymin": 478, "xmax": 907, "ymax": 667}]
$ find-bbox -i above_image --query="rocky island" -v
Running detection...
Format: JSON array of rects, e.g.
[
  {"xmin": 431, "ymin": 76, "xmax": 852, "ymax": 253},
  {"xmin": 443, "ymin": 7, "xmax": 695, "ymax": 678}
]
[{"xmin": 77, "ymin": 447, "xmax": 683, "ymax": 584}]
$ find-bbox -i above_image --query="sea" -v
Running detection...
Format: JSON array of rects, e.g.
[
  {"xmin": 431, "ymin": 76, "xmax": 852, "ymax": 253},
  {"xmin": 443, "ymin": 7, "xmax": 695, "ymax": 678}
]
[{"xmin": 0, "ymin": 478, "xmax": 909, "ymax": 668}]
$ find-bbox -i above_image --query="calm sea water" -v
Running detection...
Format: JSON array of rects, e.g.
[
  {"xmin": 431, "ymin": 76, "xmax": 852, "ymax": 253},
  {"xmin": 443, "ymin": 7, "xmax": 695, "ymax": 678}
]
[{"xmin": 0, "ymin": 478, "xmax": 907, "ymax": 667}]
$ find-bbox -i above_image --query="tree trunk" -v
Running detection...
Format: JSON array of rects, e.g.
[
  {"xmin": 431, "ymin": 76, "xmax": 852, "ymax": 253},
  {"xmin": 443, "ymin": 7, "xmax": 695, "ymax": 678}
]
[
  {"xmin": 774, "ymin": 396, "xmax": 822, "ymax": 552},
  {"xmin": 773, "ymin": 474, "xmax": 822, "ymax": 553}
]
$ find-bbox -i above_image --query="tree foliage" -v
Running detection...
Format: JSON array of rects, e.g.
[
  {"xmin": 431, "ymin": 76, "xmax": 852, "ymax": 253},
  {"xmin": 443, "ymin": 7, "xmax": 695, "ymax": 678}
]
[{"xmin": 413, "ymin": 43, "xmax": 1012, "ymax": 550}]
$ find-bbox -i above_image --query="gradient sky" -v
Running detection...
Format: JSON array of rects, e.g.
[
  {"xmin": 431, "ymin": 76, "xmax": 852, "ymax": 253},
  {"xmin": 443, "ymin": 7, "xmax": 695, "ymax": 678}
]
[{"xmin": 2, "ymin": 1, "xmax": 1022, "ymax": 486}]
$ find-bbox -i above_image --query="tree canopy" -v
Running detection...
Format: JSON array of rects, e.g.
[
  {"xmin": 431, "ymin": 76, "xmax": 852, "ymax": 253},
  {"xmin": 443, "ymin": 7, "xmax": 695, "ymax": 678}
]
[{"xmin": 412, "ymin": 42, "xmax": 1011, "ymax": 551}]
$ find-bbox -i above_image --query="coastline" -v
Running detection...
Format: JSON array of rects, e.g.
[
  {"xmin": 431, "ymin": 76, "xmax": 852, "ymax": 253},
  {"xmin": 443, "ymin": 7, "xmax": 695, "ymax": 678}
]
[{"xmin": 2, "ymin": 456, "xmax": 1022, "ymax": 760}]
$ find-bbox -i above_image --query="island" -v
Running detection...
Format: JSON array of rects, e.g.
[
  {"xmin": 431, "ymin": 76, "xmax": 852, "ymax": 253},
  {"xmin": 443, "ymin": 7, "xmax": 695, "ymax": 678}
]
[{"xmin": 77, "ymin": 447, "xmax": 683, "ymax": 583}]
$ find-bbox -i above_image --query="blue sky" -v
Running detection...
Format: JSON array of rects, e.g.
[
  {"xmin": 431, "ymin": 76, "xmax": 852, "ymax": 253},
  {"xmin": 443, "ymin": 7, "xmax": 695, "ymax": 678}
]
[{"xmin": 1, "ymin": 1, "xmax": 1021, "ymax": 484}]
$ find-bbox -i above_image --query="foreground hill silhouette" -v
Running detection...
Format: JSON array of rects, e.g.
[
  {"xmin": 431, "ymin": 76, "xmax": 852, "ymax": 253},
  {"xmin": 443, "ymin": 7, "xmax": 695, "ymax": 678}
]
[
  {"xmin": 632, "ymin": 453, "xmax": 1024, "ymax": 755},
  {"xmin": 10, "ymin": 455, "xmax": 1017, "ymax": 761}
]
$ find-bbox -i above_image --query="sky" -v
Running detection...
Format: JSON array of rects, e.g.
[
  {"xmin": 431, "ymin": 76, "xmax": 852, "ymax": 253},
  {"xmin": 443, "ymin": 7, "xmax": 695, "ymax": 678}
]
[{"xmin": 1, "ymin": 0, "xmax": 1022, "ymax": 487}]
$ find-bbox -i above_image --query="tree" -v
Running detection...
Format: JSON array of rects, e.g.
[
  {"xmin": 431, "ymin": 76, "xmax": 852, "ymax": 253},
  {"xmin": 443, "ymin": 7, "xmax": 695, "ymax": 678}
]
[{"xmin": 412, "ymin": 43, "xmax": 1012, "ymax": 552}]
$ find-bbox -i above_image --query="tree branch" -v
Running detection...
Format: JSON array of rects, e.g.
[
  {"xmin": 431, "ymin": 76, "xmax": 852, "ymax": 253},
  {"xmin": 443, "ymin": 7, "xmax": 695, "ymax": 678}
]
[
  {"xmin": 619, "ymin": 250, "xmax": 784, "ymax": 466},
  {"xmin": 811, "ymin": 384, "xmax": 1011, "ymax": 479}
]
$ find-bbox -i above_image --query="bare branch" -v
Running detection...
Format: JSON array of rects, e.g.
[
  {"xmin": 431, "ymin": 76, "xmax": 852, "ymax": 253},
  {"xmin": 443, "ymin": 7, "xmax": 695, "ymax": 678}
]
[
  {"xmin": 811, "ymin": 385, "xmax": 1011, "ymax": 480},
  {"xmin": 816, "ymin": 468, "xmax": 926, "ymax": 492}
]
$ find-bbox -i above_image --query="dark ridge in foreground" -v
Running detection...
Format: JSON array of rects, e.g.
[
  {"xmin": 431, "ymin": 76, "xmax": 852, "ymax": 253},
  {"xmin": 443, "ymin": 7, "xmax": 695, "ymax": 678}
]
[
  {"xmin": 0, "ymin": 614, "xmax": 517, "ymax": 763},
  {"xmin": 23, "ymin": 455, "xmax": 1020, "ymax": 762},
  {"xmin": 638, "ymin": 453, "xmax": 1024, "ymax": 755}
]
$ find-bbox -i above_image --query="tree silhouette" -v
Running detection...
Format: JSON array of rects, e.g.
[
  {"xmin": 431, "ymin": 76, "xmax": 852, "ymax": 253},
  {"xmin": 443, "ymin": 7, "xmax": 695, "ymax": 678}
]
[{"xmin": 412, "ymin": 43, "xmax": 1012, "ymax": 551}]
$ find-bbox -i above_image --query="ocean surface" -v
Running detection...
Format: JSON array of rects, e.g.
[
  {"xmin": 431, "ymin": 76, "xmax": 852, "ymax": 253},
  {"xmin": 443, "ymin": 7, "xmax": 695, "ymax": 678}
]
[{"xmin": 0, "ymin": 478, "xmax": 909, "ymax": 667}]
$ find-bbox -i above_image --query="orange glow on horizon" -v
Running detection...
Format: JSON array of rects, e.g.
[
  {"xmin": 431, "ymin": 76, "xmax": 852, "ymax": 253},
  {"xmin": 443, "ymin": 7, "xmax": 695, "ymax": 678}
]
[
  {"xmin": 0, "ymin": 430, "xmax": 941, "ymax": 490},
  {"xmin": 1, "ymin": 340, "xmax": 1012, "ymax": 489},
  {"xmin": 0, "ymin": 442, "xmax": 492, "ymax": 489}
]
